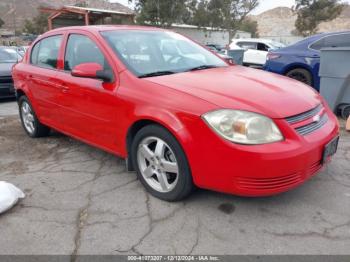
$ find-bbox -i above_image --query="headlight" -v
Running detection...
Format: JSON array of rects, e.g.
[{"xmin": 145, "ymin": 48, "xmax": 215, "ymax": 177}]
[{"xmin": 202, "ymin": 110, "xmax": 284, "ymax": 145}]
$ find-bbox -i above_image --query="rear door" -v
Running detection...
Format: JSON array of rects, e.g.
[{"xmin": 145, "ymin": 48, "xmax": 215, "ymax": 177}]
[
  {"xmin": 55, "ymin": 32, "xmax": 120, "ymax": 151},
  {"xmin": 27, "ymin": 35, "xmax": 64, "ymax": 126}
]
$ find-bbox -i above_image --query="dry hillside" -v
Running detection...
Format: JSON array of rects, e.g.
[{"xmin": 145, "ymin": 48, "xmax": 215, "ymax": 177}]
[
  {"xmin": 250, "ymin": 5, "xmax": 350, "ymax": 37},
  {"xmin": 0, "ymin": 0, "xmax": 133, "ymax": 31}
]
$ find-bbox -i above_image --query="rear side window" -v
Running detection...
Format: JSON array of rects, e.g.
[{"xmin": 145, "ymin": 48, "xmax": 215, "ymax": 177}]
[
  {"xmin": 237, "ymin": 42, "xmax": 257, "ymax": 50},
  {"xmin": 31, "ymin": 35, "xmax": 63, "ymax": 69},
  {"xmin": 64, "ymin": 34, "xmax": 110, "ymax": 71},
  {"xmin": 310, "ymin": 33, "xmax": 350, "ymax": 50}
]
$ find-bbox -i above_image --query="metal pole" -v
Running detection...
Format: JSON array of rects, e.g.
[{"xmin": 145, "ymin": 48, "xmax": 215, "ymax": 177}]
[
  {"xmin": 85, "ymin": 12, "xmax": 90, "ymax": 25},
  {"xmin": 13, "ymin": 0, "xmax": 17, "ymax": 35},
  {"xmin": 157, "ymin": 0, "xmax": 160, "ymax": 25}
]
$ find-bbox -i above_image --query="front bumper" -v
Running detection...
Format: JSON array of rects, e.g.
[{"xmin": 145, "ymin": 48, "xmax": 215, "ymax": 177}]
[{"xmin": 184, "ymin": 108, "xmax": 339, "ymax": 197}]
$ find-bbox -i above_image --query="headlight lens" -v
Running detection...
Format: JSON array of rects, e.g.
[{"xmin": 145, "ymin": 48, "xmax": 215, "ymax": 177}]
[{"xmin": 202, "ymin": 110, "xmax": 284, "ymax": 145}]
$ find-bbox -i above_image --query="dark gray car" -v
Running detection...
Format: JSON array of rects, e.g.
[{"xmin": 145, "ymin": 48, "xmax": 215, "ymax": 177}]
[{"xmin": 0, "ymin": 47, "xmax": 21, "ymax": 98}]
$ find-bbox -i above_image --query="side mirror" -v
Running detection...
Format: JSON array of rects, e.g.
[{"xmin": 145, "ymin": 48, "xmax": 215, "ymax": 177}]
[
  {"xmin": 222, "ymin": 56, "xmax": 235, "ymax": 65},
  {"xmin": 71, "ymin": 63, "xmax": 113, "ymax": 82}
]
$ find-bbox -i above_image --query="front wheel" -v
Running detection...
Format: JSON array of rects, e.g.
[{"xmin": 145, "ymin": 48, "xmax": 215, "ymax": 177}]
[
  {"xmin": 131, "ymin": 125, "xmax": 194, "ymax": 202},
  {"xmin": 19, "ymin": 96, "xmax": 50, "ymax": 138},
  {"xmin": 286, "ymin": 68, "xmax": 313, "ymax": 86}
]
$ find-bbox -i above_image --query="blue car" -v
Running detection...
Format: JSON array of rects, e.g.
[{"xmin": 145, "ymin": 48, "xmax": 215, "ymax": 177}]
[{"xmin": 264, "ymin": 31, "xmax": 350, "ymax": 91}]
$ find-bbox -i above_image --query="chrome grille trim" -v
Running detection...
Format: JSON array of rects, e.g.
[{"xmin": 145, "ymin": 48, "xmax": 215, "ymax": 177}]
[
  {"xmin": 286, "ymin": 104, "xmax": 323, "ymax": 124},
  {"xmin": 295, "ymin": 114, "xmax": 328, "ymax": 136}
]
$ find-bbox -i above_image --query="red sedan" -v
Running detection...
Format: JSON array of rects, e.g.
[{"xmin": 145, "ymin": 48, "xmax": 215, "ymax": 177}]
[{"xmin": 12, "ymin": 26, "xmax": 339, "ymax": 201}]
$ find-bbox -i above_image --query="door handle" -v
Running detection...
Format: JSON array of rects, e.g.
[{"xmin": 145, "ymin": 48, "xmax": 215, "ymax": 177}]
[{"xmin": 61, "ymin": 85, "xmax": 70, "ymax": 93}]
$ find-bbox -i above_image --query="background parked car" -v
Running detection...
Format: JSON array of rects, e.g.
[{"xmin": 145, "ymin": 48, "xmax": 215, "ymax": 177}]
[
  {"xmin": 264, "ymin": 31, "xmax": 350, "ymax": 91},
  {"xmin": 205, "ymin": 44, "xmax": 235, "ymax": 64},
  {"xmin": 0, "ymin": 47, "xmax": 21, "ymax": 98},
  {"xmin": 16, "ymin": 46, "xmax": 29, "ymax": 57},
  {"xmin": 205, "ymin": 44, "xmax": 226, "ymax": 54},
  {"xmin": 229, "ymin": 38, "xmax": 285, "ymax": 67}
]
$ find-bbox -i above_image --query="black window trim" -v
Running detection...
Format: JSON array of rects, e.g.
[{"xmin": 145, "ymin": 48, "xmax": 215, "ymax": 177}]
[
  {"xmin": 30, "ymin": 34, "xmax": 64, "ymax": 71},
  {"xmin": 62, "ymin": 33, "xmax": 115, "ymax": 82},
  {"xmin": 308, "ymin": 32, "xmax": 350, "ymax": 52}
]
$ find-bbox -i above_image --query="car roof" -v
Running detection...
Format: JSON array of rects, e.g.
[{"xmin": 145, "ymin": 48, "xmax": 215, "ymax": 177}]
[
  {"xmin": 232, "ymin": 38, "xmax": 275, "ymax": 43},
  {"xmin": 46, "ymin": 25, "xmax": 167, "ymax": 35},
  {"xmin": 287, "ymin": 31, "xmax": 350, "ymax": 49}
]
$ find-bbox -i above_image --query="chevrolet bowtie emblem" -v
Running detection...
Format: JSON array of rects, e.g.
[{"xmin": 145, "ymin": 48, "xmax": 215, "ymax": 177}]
[{"xmin": 313, "ymin": 115, "xmax": 321, "ymax": 123}]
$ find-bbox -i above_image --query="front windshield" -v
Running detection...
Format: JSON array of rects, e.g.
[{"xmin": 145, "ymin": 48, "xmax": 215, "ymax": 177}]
[
  {"xmin": 101, "ymin": 30, "xmax": 228, "ymax": 77},
  {"xmin": 0, "ymin": 49, "xmax": 18, "ymax": 63}
]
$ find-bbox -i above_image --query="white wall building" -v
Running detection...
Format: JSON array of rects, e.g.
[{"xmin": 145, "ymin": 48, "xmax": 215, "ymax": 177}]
[
  {"xmin": 233, "ymin": 30, "xmax": 252, "ymax": 39},
  {"xmin": 170, "ymin": 24, "xmax": 251, "ymax": 46},
  {"xmin": 259, "ymin": 35, "xmax": 303, "ymax": 45}
]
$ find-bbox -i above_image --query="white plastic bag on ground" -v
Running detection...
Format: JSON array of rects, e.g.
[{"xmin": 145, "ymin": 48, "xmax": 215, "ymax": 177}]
[{"xmin": 0, "ymin": 182, "xmax": 25, "ymax": 214}]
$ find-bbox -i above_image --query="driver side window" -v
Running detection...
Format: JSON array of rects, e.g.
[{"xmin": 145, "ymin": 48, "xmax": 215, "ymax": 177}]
[
  {"xmin": 257, "ymin": 43, "xmax": 269, "ymax": 51},
  {"xmin": 64, "ymin": 34, "xmax": 110, "ymax": 71}
]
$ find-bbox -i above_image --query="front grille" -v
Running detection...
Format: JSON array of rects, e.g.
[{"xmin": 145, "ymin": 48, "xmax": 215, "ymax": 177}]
[
  {"xmin": 0, "ymin": 76, "xmax": 13, "ymax": 84},
  {"xmin": 285, "ymin": 104, "xmax": 328, "ymax": 136},
  {"xmin": 295, "ymin": 113, "xmax": 328, "ymax": 136},
  {"xmin": 286, "ymin": 104, "xmax": 323, "ymax": 124},
  {"xmin": 235, "ymin": 173, "xmax": 303, "ymax": 190}
]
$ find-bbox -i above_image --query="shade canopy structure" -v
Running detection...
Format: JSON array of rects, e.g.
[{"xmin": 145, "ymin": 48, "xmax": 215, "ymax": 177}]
[{"xmin": 39, "ymin": 5, "xmax": 135, "ymax": 30}]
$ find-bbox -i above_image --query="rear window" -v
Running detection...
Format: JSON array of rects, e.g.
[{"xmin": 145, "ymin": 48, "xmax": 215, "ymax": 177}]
[
  {"xmin": 236, "ymin": 42, "xmax": 257, "ymax": 50},
  {"xmin": 310, "ymin": 33, "xmax": 350, "ymax": 50},
  {"xmin": 30, "ymin": 35, "xmax": 63, "ymax": 69}
]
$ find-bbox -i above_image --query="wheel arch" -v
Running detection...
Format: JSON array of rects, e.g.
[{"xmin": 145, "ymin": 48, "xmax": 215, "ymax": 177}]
[
  {"xmin": 283, "ymin": 63, "xmax": 312, "ymax": 75},
  {"xmin": 283, "ymin": 63, "xmax": 314, "ymax": 85},
  {"xmin": 15, "ymin": 89, "xmax": 26, "ymax": 102},
  {"xmin": 125, "ymin": 116, "xmax": 192, "ymax": 172}
]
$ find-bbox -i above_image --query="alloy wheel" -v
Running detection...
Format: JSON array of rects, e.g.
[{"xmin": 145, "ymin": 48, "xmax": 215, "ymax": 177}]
[
  {"xmin": 137, "ymin": 136, "xmax": 179, "ymax": 193},
  {"xmin": 288, "ymin": 72, "xmax": 309, "ymax": 84},
  {"xmin": 21, "ymin": 101, "xmax": 35, "ymax": 134}
]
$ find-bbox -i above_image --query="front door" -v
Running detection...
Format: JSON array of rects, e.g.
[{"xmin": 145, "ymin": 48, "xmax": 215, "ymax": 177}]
[{"xmin": 56, "ymin": 33, "xmax": 120, "ymax": 151}]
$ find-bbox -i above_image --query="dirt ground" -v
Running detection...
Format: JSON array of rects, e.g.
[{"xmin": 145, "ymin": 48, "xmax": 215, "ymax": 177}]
[{"xmin": 0, "ymin": 101, "xmax": 350, "ymax": 255}]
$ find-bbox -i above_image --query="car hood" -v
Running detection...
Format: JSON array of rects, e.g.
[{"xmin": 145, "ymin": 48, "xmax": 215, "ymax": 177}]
[
  {"xmin": 0, "ymin": 63, "xmax": 14, "ymax": 77},
  {"xmin": 145, "ymin": 66, "xmax": 321, "ymax": 118}
]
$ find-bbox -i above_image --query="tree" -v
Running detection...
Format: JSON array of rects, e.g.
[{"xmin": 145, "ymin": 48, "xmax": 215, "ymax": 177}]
[
  {"xmin": 22, "ymin": 13, "xmax": 49, "ymax": 35},
  {"xmin": 190, "ymin": 0, "xmax": 259, "ymax": 38},
  {"xmin": 237, "ymin": 17, "xmax": 259, "ymax": 37},
  {"xmin": 294, "ymin": 0, "xmax": 344, "ymax": 36},
  {"xmin": 129, "ymin": 0, "xmax": 259, "ymax": 32},
  {"xmin": 129, "ymin": 0, "xmax": 192, "ymax": 27},
  {"xmin": 75, "ymin": 0, "xmax": 88, "ymax": 7},
  {"xmin": 0, "ymin": 18, "xmax": 4, "ymax": 29}
]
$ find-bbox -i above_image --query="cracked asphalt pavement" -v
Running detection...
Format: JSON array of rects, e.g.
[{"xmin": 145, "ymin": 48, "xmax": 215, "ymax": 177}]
[{"xmin": 0, "ymin": 100, "xmax": 350, "ymax": 255}]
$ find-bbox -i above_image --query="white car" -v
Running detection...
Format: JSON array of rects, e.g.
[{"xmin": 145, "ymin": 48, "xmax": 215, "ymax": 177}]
[{"xmin": 230, "ymin": 39, "xmax": 285, "ymax": 67}]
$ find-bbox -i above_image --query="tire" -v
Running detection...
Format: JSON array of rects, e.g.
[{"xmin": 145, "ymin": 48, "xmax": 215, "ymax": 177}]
[
  {"xmin": 131, "ymin": 125, "xmax": 194, "ymax": 202},
  {"xmin": 18, "ymin": 96, "xmax": 50, "ymax": 138},
  {"xmin": 286, "ymin": 68, "xmax": 313, "ymax": 86},
  {"xmin": 339, "ymin": 104, "xmax": 350, "ymax": 119}
]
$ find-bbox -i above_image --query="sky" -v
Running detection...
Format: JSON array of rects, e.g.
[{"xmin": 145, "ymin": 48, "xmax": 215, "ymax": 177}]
[{"xmin": 113, "ymin": 0, "xmax": 350, "ymax": 15}]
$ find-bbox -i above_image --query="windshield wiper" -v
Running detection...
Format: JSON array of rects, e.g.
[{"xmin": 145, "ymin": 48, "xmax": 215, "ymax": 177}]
[
  {"xmin": 138, "ymin": 71, "xmax": 176, "ymax": 78},
  {"xmin": 186, "ymin": 65, "xmax": 219, "ymax": 72}
]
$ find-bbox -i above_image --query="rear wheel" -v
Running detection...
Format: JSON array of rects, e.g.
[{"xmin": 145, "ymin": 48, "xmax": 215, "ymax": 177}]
[
  {"xmin": 339, "ymin": 104, "xmax": 350, "ymax": 119},
  {"xmin": 19, "ymin": 96, "xmax": 50, "ymax": 138},
  {"xmin": 131, "ymin": 125, "xmax": 194, "ymax": 201},
  {"xmin": 286, "ymin": 68, "xmax": 313, "ymax": 86}
]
